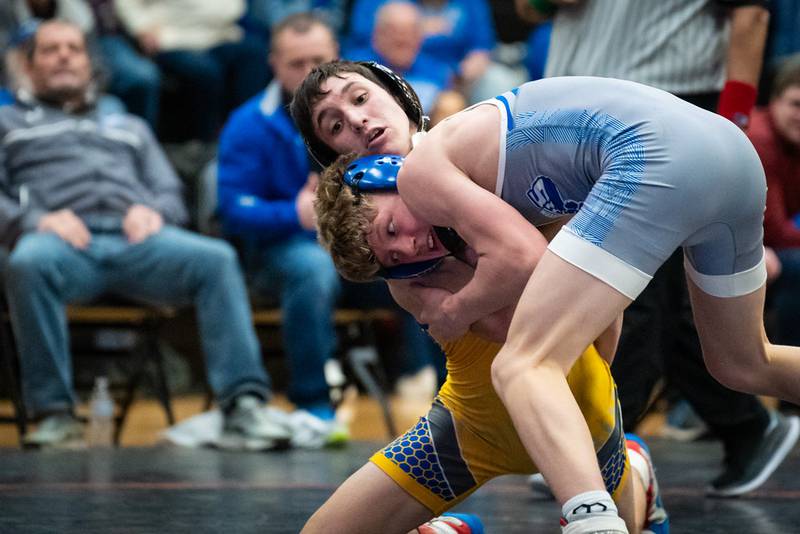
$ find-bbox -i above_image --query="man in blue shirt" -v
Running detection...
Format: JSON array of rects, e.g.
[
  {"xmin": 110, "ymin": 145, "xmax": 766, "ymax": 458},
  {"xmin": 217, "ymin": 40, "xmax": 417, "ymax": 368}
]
[{"xmin": 217, "ymin": 13, "xmax": 346, "ymax": 447}]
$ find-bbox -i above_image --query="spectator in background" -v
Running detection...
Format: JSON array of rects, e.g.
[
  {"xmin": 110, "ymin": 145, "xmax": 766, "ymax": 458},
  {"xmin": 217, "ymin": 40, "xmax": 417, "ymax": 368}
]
[
  {"xmin": 0, "ymin": 20, "xmax": 293, "ymax": 451},
  {"xmin": 756, "ymin": 0, "xmax": 800, "ymax": 101},
  {"xmin": 245, "ymin": 0, "xmax": 348, "ymax": 38},
  {"xmin": 522, "ymin": 20, "xmax": 550, "ymax": 82},
  {"xmin": 114, "ymin": 0, "xmax": 268, "ymax": 143},
  {"xmin": 346, "ymin": 1, "xmax": 465, "ymax": 125},
  {"xmin": 1, "ymin": 0, "xmax": 94, "ymax": 94},
  {"xmin": 751, "ymin": 55, "xmax": 800, "ymax": 348},
  {"xmin": 7, "ymin": 0, "xmax": 94, "ymax": 33},
  {"xmin": 85, "ymin": 0, "xmax": 161, "ymax": 129},
  {"xmin": 1, "ymin": 3, "xmax": 20, "ymax": 105},
  {"xmin": 347, "ymin": 0, "xmax": 524, "ymax": 103},
  {"xmin": 216, "ymin": 14, "xmax": 349, "ymax": 445},
  {"xmin": 765, "ymin": 0, "xmax": 800, "ymax": 67},
  {"xmin": 517, "ymin": 0, "xmax": 798, "ymax": 498},
  {"xmin": 4, "ymin": 17, "xmax": 126, "ymax": 115}
]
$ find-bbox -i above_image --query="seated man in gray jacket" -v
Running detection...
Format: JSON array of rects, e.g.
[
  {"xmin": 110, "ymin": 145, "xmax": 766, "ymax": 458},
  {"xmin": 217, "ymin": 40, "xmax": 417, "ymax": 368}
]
[{"xmin": 0, "ymin": 19, "xmax": 290, "ymax": 450}]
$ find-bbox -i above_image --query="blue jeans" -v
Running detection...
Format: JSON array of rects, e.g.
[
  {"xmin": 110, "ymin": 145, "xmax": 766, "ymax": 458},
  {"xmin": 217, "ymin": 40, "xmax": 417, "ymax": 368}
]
[
  {"xmin": 252, "ymin": 236, "xmax": 340, "ymax": 408},
  {"xmin": 98, "ymin": 35, "xmax": 162, "ymax": 129},
  {"xmin": 4, "ymin": 227, "xmax": 270, "ymax": 416},
  {"xmin": 771, "ymin": 247, "xmax": 800, "ymax": 346}
]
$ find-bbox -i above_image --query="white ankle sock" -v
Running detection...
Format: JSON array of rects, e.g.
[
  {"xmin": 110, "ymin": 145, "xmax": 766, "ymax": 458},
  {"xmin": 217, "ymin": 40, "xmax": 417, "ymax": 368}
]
[{"xmin": 561, "ymin": 490, "xmax": 619, "ymax": 524}]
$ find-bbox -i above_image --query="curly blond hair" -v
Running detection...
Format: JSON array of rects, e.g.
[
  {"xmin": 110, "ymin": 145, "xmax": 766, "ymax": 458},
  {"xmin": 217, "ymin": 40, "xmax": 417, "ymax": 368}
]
[{"xmin": 315, "ymin": 153, "xmax": 383, "ymax": 282}]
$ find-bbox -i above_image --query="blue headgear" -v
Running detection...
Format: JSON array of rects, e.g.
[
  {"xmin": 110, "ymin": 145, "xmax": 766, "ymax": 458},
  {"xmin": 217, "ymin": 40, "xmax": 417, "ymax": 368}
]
[
  {"xmin": 342, "ymin": 154, "xmax": 468, "ymax": 280},
  {"xmin": 343, "ymin": 154, "xmax": 403, "ymax": 194}
]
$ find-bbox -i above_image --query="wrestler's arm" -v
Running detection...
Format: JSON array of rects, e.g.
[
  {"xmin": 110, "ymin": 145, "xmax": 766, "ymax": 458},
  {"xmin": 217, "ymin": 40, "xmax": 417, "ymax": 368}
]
[
  {"xmin": 398, "ymin": 124, "xmax": 548, "ymax": 341},
  {"xmin": 388, "ymin": 258, "xmax": 515, "ymax": 344}
]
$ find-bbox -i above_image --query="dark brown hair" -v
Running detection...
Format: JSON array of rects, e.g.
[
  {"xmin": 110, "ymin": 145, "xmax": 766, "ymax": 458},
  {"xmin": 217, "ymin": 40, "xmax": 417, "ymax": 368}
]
[
  {"xmin": 772, "ymin": 53, "xmax": 800, "ymax": 101},
  {"xmin": 290, "ymin": 61, "xmax": 392, "ymax": 166},
  {"xmin": 290, "ymin": 60, "xmax": 425, "ymax": 166}
]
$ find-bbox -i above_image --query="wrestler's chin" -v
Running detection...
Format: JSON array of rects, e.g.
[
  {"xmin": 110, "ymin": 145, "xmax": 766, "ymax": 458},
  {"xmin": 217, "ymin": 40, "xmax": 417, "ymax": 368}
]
[{"xmin": 370, "ymin": 131, "xmax": 413, "ymax": 157}]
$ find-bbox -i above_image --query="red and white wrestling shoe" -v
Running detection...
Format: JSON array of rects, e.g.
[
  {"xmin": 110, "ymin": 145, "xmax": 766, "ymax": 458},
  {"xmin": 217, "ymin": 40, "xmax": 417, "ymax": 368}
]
[
  {"xmin": 626, "ymin": 433, "xmax": 670, "ymax": 534},
  {"xmin": 417, "ymin": 513, "xmax": 484, "ymax": 533}
]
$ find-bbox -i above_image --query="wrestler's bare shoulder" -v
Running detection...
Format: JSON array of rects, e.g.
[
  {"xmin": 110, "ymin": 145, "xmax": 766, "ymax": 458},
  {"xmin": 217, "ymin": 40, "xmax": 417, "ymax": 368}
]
[
  {"xmin": 411, "ymin": 103, "xmax": 501, "ymax": 191},
  {"xmin": 431, "ymin": 103, "xmax": 500, "ymax": 150}
]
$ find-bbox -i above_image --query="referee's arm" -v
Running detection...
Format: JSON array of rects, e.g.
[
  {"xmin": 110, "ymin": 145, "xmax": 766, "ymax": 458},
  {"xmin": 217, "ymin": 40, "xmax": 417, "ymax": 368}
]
[
  {"xmin": 717, "ymin": 1, "xmax": 770, "ymax": 127},
  {"xmin": 725, "ymin": 2, "xmax": 770, "ymax": 86}
]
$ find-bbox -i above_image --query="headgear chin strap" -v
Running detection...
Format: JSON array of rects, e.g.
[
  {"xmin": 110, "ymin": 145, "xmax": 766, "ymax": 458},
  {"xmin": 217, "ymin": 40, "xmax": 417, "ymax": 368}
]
[{"xmin": 377, "ymin": 257, "xmax": 446, "ymax": 280}]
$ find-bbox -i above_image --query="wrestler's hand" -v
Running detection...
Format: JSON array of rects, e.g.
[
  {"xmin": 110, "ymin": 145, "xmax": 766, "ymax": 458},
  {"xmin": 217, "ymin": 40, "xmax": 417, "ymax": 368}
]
[{"xmin": 416, "ymin": 285, "xmax": 470, "ymax": 342}]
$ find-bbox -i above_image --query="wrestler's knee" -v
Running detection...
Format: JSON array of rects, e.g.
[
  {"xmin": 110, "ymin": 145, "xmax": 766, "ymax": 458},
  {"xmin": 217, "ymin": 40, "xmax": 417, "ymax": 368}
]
[
  {"xmin": 490, "ymin": 344, "xmax": 561, "ymax": 394},
  {"xmin": 704, "ymin": 349, "xmax": 770, "ymax": 394},
  {"xmin": 491, "ymin": 345, "xmax": 524, "ymax": 393}
]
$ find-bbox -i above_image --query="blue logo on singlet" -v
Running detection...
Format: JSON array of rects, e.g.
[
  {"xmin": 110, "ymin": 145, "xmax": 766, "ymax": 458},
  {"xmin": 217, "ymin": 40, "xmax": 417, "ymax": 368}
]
[{"xmin": 526, "ymin": 175, "xmax": 583, "ymax": 217}]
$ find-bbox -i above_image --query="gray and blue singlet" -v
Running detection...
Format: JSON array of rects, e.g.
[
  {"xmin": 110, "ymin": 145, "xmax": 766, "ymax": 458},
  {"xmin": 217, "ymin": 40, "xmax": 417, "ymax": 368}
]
[{"xmin": 483, "ymin": 76, "xmax": 767, "ymax": 299}]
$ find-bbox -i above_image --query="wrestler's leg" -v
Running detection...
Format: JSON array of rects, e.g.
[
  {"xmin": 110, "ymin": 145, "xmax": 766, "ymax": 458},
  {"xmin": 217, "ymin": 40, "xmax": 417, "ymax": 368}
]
[
  {"xmin": 302, "ymin": 462, "xmax": 433, "ymax": 534},
  {"xmin": 492, "ymin": 251, "xmax": 631, "ymax": 525},
  {"xmin": 614, "ymin": 466, "xmax": 642, "ymax": 534},
  {"xmin": 687, "ymin": 280, "xmax": 800, "ymax": 404},
  {"xmin": 619, "ymin": 435, "xmax": 669, "ymax": 534}
]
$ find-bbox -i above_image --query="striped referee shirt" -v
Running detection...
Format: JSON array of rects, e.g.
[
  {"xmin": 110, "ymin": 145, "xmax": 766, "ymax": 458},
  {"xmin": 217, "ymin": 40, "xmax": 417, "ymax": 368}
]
[{"xmin": 544, "ymin": 0, "xmax": 769, "ymax": 95}]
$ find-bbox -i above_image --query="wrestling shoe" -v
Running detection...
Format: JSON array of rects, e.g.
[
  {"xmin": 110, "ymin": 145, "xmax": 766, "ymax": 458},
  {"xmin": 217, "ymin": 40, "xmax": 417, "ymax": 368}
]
[
  {"xmin": 217, "ymin": 395, "xmax": 292, "ymax": 451},
  {"xmin": 707, "ymin": 412, "xmax": 799, "ymax": 497},
  {"xmin": 625, "ymin": 433, "xmax": 669, "ymax": 534},
  {"xmin": 417, "ymin": 513, "xmax": 484, "ymax": 533}
]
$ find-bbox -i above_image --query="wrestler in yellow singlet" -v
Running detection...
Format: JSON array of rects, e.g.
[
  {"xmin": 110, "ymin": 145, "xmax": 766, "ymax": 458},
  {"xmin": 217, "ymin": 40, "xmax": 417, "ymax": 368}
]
[{"xmin": 370, "ymin": 333, "xmax": 628, "ymax": 515}]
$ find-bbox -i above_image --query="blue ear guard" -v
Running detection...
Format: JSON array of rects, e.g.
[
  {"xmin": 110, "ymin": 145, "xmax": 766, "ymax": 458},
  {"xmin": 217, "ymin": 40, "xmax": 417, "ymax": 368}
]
[{"xmin": 343, "ymin": 154, "xmax": 404, "ymax": 194}]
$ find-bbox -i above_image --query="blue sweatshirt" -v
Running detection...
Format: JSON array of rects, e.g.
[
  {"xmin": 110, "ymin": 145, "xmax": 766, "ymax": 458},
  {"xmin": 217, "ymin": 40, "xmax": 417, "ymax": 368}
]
[{"xmin": 217, "ymin": 81, "xmax": 315, "ymax": 243}]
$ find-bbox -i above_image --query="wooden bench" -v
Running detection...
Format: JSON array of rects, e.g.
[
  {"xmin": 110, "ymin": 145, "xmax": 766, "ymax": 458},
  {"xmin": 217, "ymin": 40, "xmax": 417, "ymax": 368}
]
[
  {"xmin": 0, "ymin": 303, "xmax": 177, "ymax": 446},
  {"xmin": 1, "ymin": 303, "xmax": 400, "ymax": 445}
]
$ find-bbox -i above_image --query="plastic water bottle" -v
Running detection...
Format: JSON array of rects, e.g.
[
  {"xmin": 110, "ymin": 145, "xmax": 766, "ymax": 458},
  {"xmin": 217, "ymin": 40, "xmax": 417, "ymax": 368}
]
[{"xmin": 87, "ymin": 376, "xmax": 115, "ymax": 447}]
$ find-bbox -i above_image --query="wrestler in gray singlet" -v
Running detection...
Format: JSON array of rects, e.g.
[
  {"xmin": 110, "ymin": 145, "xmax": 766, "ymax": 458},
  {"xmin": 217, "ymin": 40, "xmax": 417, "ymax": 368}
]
[{"xmin": 483, "ymin": 76, "xmax": 767, "ymax": 300}]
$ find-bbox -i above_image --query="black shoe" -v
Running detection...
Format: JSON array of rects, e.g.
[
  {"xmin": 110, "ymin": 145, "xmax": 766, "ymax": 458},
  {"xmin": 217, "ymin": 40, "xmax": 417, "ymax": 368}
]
[{"xmin": 707, "ymin": 412, "xmax": 799, "ymax": 497}]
